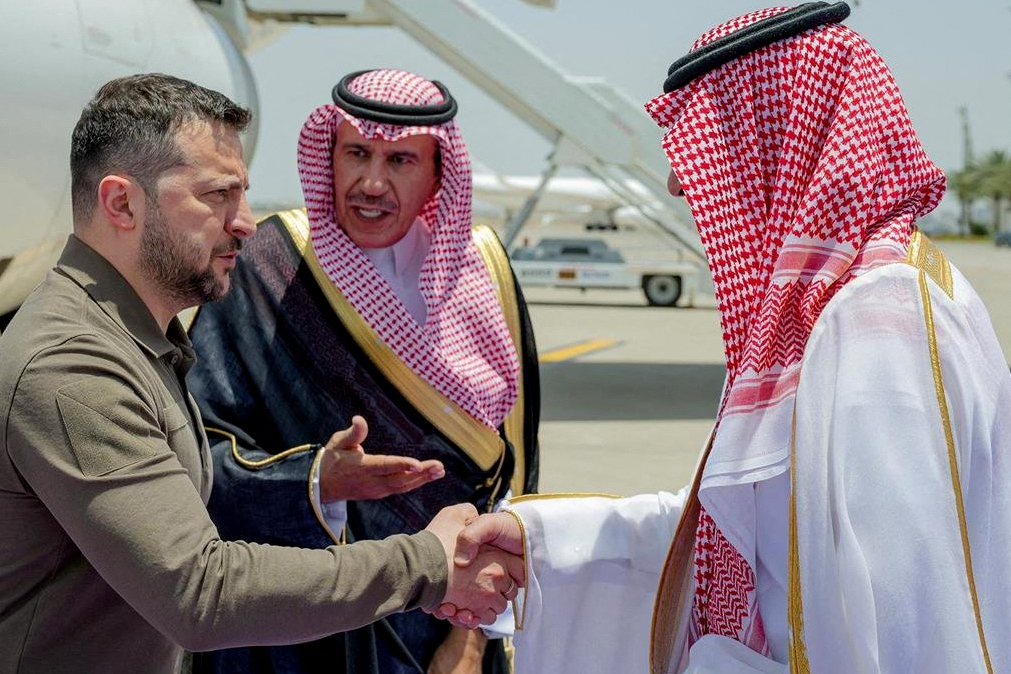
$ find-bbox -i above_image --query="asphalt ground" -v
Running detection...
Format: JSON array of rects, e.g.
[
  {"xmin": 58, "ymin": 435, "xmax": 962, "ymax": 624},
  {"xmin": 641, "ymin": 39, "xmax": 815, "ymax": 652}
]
[{"xmin": 525, "ymin": 239, "xmax": 1011, "ymax": 496}]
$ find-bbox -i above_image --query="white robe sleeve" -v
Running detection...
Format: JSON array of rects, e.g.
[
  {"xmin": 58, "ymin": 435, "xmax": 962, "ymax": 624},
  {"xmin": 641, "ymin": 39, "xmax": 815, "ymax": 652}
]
[{"xmin": 504, "ymin": 491, "xmax": 685, "ymax": 674}]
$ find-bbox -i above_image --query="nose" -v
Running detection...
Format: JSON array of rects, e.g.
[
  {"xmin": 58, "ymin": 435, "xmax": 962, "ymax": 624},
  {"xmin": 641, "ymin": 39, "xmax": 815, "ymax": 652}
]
[
  {"xmin": 667, "ymin": 169, "xmax": 685, "ymax": 197},
  {"xmin": 227, "ymin": 192, "xmax": 257, "ymax": 240},
  {"xmin": 360, "ymin": 157, "xmax": 389, "ymax": 196}
]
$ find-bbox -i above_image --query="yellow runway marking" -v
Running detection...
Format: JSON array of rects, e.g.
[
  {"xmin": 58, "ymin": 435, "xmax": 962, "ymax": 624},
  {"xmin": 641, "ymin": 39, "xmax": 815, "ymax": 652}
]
[{"xmin": 538, "ymin": 338, "xmax": 618, "ymax": 363}]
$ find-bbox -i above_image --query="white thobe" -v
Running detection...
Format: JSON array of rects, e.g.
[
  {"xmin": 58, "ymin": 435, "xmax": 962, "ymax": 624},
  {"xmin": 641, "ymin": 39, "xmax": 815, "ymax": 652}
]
[{"xmin": 505, "ymin": 260, "xmax": 1011, "ymax": 673}]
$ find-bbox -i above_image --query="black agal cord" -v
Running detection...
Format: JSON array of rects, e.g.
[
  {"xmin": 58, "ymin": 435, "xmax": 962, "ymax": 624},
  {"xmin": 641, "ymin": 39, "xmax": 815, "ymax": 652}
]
[
  {"xmin": 663, "ymin": 2, "xmax": 851, "ymax": 93},
  {"xmin": 332, "ymin": 70, "xmax": 458, "ymax": 125}
]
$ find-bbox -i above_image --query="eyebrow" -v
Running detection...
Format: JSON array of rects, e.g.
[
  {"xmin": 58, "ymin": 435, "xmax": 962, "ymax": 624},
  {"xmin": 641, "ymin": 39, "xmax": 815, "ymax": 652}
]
[
  {"xmin": 199, "ymin": 176, "xmax": 249, "ymax": 192},
  {"xmin": 340, "ymin": 143, "xmax": 420, "ymax": 161}
]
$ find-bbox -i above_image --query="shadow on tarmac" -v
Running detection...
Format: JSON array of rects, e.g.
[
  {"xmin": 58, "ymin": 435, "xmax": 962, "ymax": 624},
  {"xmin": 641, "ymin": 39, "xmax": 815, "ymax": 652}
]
[
  {"xmin": 540, "ymin": 361, "xmax": 726, "ymax": 421},
  {"xmin": 528, "ymin": 299, "xmax": 719, "ymax": 312}
]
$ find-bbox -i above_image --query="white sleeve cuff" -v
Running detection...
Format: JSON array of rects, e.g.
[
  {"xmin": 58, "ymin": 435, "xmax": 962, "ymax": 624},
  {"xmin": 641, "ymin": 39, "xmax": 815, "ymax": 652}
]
[{"xmin": 311, "ymin": 452, "xmax": 348, "ymax": 533}]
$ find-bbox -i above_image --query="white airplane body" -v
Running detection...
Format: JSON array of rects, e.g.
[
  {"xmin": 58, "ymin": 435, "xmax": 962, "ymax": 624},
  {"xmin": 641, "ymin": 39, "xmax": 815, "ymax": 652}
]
[
  {"xmin": 0, "ymin": 0, "xmax": 700, "ymax": 319},
  {"xmin": 0, "ymin": 0, "xmax": 258, "ymax": 316}
]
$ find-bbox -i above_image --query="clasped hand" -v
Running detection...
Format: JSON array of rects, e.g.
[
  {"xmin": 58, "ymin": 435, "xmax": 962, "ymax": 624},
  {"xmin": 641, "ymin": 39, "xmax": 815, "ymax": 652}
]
[{"xmin": 424, "ymin": 508, "xmax": 525, "ymax": 629}]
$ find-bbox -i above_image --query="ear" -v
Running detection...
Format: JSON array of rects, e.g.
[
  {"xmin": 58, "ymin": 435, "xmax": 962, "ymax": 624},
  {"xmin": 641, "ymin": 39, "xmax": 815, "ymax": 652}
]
[
  {"xmin": 429, "ymin": 176, "xmax": 442, "ymax": 200},
  {"xmin": 96, "ymin": 175, "xmax": 144, "ymax": 232}
]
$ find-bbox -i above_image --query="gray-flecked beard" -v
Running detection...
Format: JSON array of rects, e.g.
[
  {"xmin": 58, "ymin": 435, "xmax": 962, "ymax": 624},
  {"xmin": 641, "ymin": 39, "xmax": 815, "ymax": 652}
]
[{"xmin": 138, "ymin": 202, "xmax": 237, "ymax": 308}]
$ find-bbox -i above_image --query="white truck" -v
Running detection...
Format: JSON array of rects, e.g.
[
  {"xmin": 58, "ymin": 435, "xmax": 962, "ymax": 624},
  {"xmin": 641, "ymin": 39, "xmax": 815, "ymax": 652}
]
[{"xmin": 510, "ymin": 238, "xmax": 699, "ymax": 307}]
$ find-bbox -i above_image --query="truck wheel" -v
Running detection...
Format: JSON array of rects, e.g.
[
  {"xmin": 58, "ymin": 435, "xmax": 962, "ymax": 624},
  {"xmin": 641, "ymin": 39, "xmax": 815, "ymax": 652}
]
[{"xmin": 642, "ymin": 275, "xmax": 681, "ymax": 307}]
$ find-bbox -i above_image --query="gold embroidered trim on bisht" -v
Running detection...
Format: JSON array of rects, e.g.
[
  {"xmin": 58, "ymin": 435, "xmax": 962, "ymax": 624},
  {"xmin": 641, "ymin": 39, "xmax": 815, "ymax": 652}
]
[
  {"xmin": 787, "ymin": 408, "xmax": 811, "ymax": 674},
  {"xmin": 204, "ymin": 425, "xmax": 315, "ymax": 469},
  {"xmin": 649, "ymin": 430, "xmax": 715, "ymax": 674},
  {"xmin": 504, "ymin": 509, "xmax": 529, "ymax": 631},
  {"xmin": 507, "ymin": 492, "xmax": 621, "ymax": 504},
  {"xmin": 203, "ymin": 426, "xmax": 347, "ymax": 545},
  {"xmin": 472, "ymin": 225, "xmax": 528, "ymax": 497},
  {"xmin": 905, "ymin": 231, "xmax": 954, "ymax": 299},
  {"xmin": 275, "ymin": 209, "xmax": 505, "ymax": 472},
  {"xmin": 915, "ymin": 264, "xmax": 993, "ymax": 672},
  {"xmin": 308, "ymin": 447, "xmax": 347, "ymax": 546}
]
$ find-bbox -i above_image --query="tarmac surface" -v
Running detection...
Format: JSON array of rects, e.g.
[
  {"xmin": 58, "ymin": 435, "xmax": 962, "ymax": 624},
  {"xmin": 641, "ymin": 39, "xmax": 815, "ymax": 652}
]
[{"xmin": 525, "ymin": 238, "xmax": 1011, "ymax": 496}]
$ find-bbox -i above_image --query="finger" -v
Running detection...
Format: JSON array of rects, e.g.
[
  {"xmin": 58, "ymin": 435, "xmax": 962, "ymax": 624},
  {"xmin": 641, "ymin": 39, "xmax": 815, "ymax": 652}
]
[
  {"xmin": 477, "ymin": 608, "xmax": 499, "ymax": 626},
  {"xmin": 455, "ymin": 513, "xmax": 521, "ymax": 566},
  {"xmin": 360, "ymin": 454, "xmax": 427, "ymax": 475},
  {"xmin": 486, "ymin": 591, "xmax": 508, "ymax": 616},
  {"xmin": 374, "ymin": 471, "xmax": 444, "ymax": 496},
  {"xmin": 503, "ymin": 550, "xmax": 526, "ymax": 587},
  {"xmin": 445, "ymin": 502, "xmax": 479, "ymax": 523},
  {"xmin": 451, "ymin": 608, "xmax": 477, "ymax": 628},
  {"xmin": 436, "ymin": 603, "xmax": 458, "ymax": 619},
  {"xmin": 418, "ymin": 459, "xmax": 445, "ymax": 481},
  {"xmin": 326, "ymin": 415, "xmax": 369, "ymax": 451},
  {"xmin": 503, "ymin": 577, "xmax": 519, "ymax": 601},
  {"xmin": 349, "ymin": 415, "xmax": 368, "ymax": 444}
]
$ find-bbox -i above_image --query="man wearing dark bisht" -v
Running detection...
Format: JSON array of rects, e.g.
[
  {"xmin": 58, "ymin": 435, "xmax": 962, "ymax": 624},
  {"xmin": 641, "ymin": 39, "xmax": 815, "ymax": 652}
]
[
  {"xmin": 187, "ymin": 69, "xmax": 539, "ymax": 674},
  {"xmin": 443, "ymin": 4, "xmax": 1011, "ymax": 673}
]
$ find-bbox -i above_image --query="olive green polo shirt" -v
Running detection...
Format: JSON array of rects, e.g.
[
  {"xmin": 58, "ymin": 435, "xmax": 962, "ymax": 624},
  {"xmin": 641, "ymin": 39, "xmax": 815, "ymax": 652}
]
[{"xmin": 0, "ymin": 235, "xmax": 447, "ymax": 674}]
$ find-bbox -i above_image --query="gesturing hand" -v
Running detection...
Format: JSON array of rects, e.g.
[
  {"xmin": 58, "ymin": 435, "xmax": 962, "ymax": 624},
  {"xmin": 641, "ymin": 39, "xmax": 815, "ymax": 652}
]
[
  {"xmin": 319, "ymin": 415, "xmax": 445, "ymax": 502},
  {"xmin": 425, "ymin": 505, "xmax": 524, "ymax": 629}
]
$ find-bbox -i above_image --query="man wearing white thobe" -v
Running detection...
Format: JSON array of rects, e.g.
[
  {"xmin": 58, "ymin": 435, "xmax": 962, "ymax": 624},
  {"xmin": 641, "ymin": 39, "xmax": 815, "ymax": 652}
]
[{"xmin": 436, "ymin": 4, "xmax": 1011, "ymax": 673}]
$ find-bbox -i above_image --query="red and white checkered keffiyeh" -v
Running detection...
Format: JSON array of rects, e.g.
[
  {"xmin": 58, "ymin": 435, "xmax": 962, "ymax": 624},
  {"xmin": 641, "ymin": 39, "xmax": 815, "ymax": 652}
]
[
  {"xmin": 297, "ymin": 69, "xmax": 519, "ymax": 430},
  {"xmin": 646, "ymin": 7, "xmax": 945, "ymax": 655}
]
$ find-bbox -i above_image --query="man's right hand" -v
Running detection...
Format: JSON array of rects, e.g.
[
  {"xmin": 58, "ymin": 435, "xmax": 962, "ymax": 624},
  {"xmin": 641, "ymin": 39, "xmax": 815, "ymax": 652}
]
[
  {"xmin": 425, "ymin": 505, "xmax": 524, "ymax": 628},
  {"xmin": 319, "ymin": 415, "xmax": 445, "ymax": 501}
]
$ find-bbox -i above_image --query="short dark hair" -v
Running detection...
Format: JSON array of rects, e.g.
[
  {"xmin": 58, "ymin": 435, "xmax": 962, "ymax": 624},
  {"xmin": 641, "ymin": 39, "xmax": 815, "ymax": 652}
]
[{"xmin": 70, "ymin": 73, "xmax": 252, "ymax": 225}]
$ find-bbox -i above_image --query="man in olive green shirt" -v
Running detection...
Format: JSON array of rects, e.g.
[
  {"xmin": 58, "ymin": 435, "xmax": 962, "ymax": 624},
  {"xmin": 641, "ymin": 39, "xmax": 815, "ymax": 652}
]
[{"xmin": 0, "ymin": 74, "xmax": 519, "ymax": 674}]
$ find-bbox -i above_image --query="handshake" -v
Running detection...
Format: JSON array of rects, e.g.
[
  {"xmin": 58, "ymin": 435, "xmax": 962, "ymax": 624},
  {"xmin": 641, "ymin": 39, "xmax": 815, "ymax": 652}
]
[{"xmin": 423, "ymin": 505, "xmax": 525, "ymax": 630}]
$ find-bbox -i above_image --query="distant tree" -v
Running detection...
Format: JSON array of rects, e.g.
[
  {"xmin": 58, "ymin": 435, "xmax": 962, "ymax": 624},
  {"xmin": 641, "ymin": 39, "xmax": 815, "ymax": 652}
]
[
  {"xmin": 948, "ymin": 165, "xmax": 983, "ymax": 235},
  {"xmin": 949, "ymin": 150, "xmax": 1011, "ymax": 236},
  {"xmin": 975, "ymin": 150, "xmax": 1011, "ymax": 233}
]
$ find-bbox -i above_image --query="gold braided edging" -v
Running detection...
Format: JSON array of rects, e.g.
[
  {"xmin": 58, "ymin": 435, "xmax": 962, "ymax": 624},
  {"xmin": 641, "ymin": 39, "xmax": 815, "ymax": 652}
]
[
  {"xmin": 275, "ymin": 209, "xmax": 506, "ymax": 473},
  {"xmin": 504, "ymin": 493, "xmax": 621, "ymax": 633},
  {"xmin": 787, "ymin": 408, "xmax": 811, "ymax": 674},
  {"xmin": 649, "ymin": 431, "xmax": 715, "ymax": 674},
  {"xmin": 504, "ymin": 509, "xmax": 529, "ymax": 631},
  {"xmin": 916, "ymin": 268, "xmax": 992, "ymax": 673},
  {"xmin": 204, "ymin": 426, "xmax": 315, "ymax": 469},
  {"xmin": 203, "ymin": 426, "xmax": 346, "ymax": 545},
  {"xmin": 471, "ymin": 225, "xmax": 527, "ymax": 497},
  {"xmin": 308, "ymin": 446, "xmax": 347, "ymax": 546},
  {"xmin": 507, "ymin": 491, "xmax": 621, "ymax": 504}
]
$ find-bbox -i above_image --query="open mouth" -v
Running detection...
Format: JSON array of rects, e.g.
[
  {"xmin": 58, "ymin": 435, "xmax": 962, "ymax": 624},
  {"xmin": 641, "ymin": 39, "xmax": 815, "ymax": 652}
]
[{"xmin": 352, "ymin": 205, "xmax": 396, "ymax": 221}]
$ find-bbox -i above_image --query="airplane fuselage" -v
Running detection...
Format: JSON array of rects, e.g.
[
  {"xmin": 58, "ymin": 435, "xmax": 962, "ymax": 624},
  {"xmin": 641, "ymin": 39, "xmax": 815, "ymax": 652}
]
[{"xmin": 0, "ymin": 0, "xmax": 258, "ymax": 317}]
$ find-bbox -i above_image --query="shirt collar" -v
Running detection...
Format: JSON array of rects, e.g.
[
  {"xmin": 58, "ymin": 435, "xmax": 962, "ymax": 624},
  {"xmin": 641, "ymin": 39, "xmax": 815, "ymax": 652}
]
[
  {"xmin": 360, "ymin": 217, "xmax": 430, "ymax": 278},
  {"xmin": 56, "ymin": 235, "xmax": 188, "ymax": 359}
]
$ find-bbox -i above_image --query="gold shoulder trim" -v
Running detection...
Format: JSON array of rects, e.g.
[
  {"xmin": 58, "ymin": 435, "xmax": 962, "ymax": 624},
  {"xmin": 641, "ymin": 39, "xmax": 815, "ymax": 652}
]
[
  {"xmin": 472, "ymin": 225, "xmax": 528, "ymax": 496},
  {"xmin": 649, "ymin": 431, "xmax": 714, "ymax": 674},
  {"xmin": 917, "ymin": 269, "xmax": 993, "ymax": 672},
  {"xmin": 905, "ymin": 231, "xmax": 954, "ymax": 299},
  {"xmin": 274, "ymin": 209, "xmax": 505, "ymax": 472},
  {"xmin": 204, "ymin": 426, "xmax": 315, "ymax": 469}
]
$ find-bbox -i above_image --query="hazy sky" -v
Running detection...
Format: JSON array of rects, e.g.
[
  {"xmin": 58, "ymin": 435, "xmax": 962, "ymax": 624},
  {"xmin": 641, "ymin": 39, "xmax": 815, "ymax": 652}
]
[{"xmin": 246, "ymin": 0, "xmax": 1011, "ymax": 221}]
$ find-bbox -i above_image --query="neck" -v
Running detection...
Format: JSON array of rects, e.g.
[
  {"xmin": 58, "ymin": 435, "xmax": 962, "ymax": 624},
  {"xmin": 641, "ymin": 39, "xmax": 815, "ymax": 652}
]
[{"xmin": 75, "ymin": 230, "xmax": 182, "ymax": 334}]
